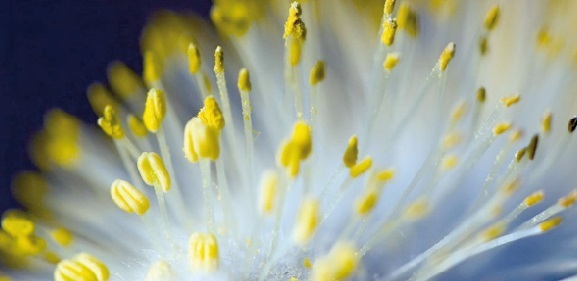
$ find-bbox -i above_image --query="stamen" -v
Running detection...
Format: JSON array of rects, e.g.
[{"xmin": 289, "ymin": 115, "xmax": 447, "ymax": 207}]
[
  {"xmin": 142, "ymin": 88, "xmax": 167, "ymax": 133},
  {"xmin": 492, "ymin": 122, "xmax": 512, "ymax": 136},
  {"xmin": 381, "ymin": 18, "xmax": 398, "ymax": 47},
  {"xmin": 350, "ymin": 157, "xmax": 372, "ymax": 178},
  {"xmin": 145, "ymin": 261, "xmax": 173, "ymax": 281},
  {"xmin": 87, "ymin": 83, "xmax": 117, "ymax": 115},
  {"xmin": 97, "ymin": 105, "xmax": 125, "ymax": 139},
  {"xmin": 107, "ymin": 61, "xmax": 144, "ymax": 99},
  {"xmin": 238, "ymin": 68, "xmax": 255, "ymax": 187},
  {"xmin": 188, "ymin": 232, "xmax": 219, "ymax": 272},
  {"xmin": 54, "ymin": 253, "xmax": 109, "ymax": 281},
  {"xmin": 188, "ymin": 43, "xmax": 201, "ymax": 74},
  {"xmin": 484, "ymin": 5, "xmax": 500, "ymax": 31},
  {"xmin": 127, "ymin": 115, "xmax": 148, "ymax": 138},
  {"xmin": 312, "ymin": 242, "xmax": 359, "ymax": 281},
  {"xmin": 383, "ymin": 0, "xmax": 396, "ymax": 16},
  {"xmin": 50, "ymin": 227, "xmax": 73, "ymax": 247},
  {"xmin": 137, "ymin": 152, "xmax": 171, "ymax": 192},
  {"xmin": 342, "ymin": 135, "xmax": 359, "ymax": 168},
  {"xmin": 292, "ymin": 197, "xmax": 320, "ymax": 245},
  {"xmin": 438, "ymin": 42, "xmax": 456, "ymax": 71},
  {"xmin": 397, "ymin": 4, "xmax": 418, "ymax": 37},
  {"xmin": 143, "ymin": 51, "xmax": 163, "ymax": 88},
  {"xmin": 383, "ymin": 52, "xmax": 400, "ymax": 70},
  {"xmin": 259, "ymin": 170, "xmax": 279, "ymax": 216},
  {"xmin": 568, "ymin": 116, "xmax": 577, "ymax": 133},
  {"xmin": 110, "ymin": 179, "xmax": 150, "ymax": 215},
  {"xmin": 500, "ymin": 94, "xmax": 521, "ymax": 107}
]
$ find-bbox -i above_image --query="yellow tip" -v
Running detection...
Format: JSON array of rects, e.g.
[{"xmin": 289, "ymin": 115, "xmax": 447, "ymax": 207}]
[
  {"xmin": 383, "ymin": 53, "xmax": 400, "ymax": 70},
  {"xmin": 383, "ymin": 0, "xmax": 396, "ymax": 16},
  {"xmin": 476, "ymin": 87, "xmax": 486, "ymax": 103},
  {"xmin": 524, "ymin": 191, "xmax": 544, "ymax": 207},
  {"xmin": 450, "ymin": 102, "xmax": 467, "ymax": 122},
  {"xmin": 137, "ymin": 152, "xmax": 171, "ymax": 192},
  {"xmin": 541, "ymin": 111, "xmax": 552, "ymax": 134},
  {"xmin": 343, "ymin": 135, "xmax": 359, "ymax": 168},
  {"xmin": 404, "ymin": 199, "xmax": 429, "ymax": 220},
  {"xmin": 376, "ymin": 169, "xmax": 396, "ymax": 182},
  {"xmin": 312, "ymin": 242, "xmax": 359, "ymax": 281},
  {"xmin": 143, "ymin": 51, "xmax": 163, "ymax": 87},
  {"xmin": 484, "ymin": 5, "xmax": 500, "ymax": 31},
  {"xmin": 54, "ymin": 253, "xmax": 109, "ymax": 281},
  {"xmin": 350, "ymin": 157, "xmax": 372, "ymax": 178},
  {"xmin": 515, "ymin": 147, "xmax": 526, "ymax": 163},
  {"xmin": 188, "ymin": 232, "xmax": 219, "ymax": 272},
  {"xmin": 2, "ymin": 216, "xmax": 35, "ymax": 237},
  {"xmin": 438, "ymin": 42, "xmax": 456, "ymax": 71},
  {"xmin": 183, "ymin": 117, "xmax": 220, "ymax": 162},
  {"xmin": 143, "ymin": 88, "xmax": 167, "ymax": 133},
  {"xmin": 238, "ymin": 68, "xmax": 252, "ymax": 92},
  {"xmin": 97, "ymin": 105, "xmax": 125, "ymax": 139},
  {"xmin": 293, "ymin": 198, "xmax": 320, "ymax": 245},
  {"xmin": 397, "ymin": 4, "xmax": 418, "ymax": 37},
  {"xmin": 539, "ymin": 217, "xmax": 562, "ymax": 232},
  {"xmin": 479, "ymin": 36, "xmax": 488, "ymax": 56},
  {"xmin": 381, "ymin": 18, "xmax": 398, "ymax": 47},
  {"xmin": 440, "ymin": 154, "xmax": 459, "ymax": 170},
  {"xmin": 127, "ymin": 115, "xmax": 148, "ymax": 138},
  {"xmin": 188, "ymin": 43, "xmax": 202, "ymax": 74},
  {"xmin": 492, "ymin": 122, "xmax": 512, "ymax": 136},
  {"xmin": 500, "ymin": 94, "xmax": 521, "ymax": 107},
  {"xmin": 87, "ymin": 83, "xmax": 117, "ymax": 115},
  {"xmin": 482, "ymin": 223, "xmax": 505, "ymax": 241},
  {"xmin": 278, "ymin": 121, "xmax": 313, "ymax": 178},
  {"xmin": 310, "ymin": 61, "xmax": 326, "ymax": 86},
  {"xmin": 199, "ymin": 96, "xmax": 225, "ymax": 131},
  {"xmin": 558, "ymin": 191, "xmax": 576, "ymax": 207},
  {"xmin": 51, "ymin": 227, "xmax": 73, "ymax": 247},
  {"xmin": 303, "ymin": 258, "xmax": 312, "ymax": 269},
  {"xmin": 355, "ymin": 188, "xmax": 379, "ymax": 216},
  {"xmin": 107, "ymin": 61, "xmax": 143, "ymax": 99},
  {"xmin": 526, "ymin": 134, "xmax": 539, "ymax": 161},
  {"xmin": 509, "ymin": 129, "xmax": 523, "ymax": 143},
  {"xmin": 284, "ymin": 2, "xmax": 307, "ymax": 40},
  {"xmin": 214, "ymin": 46, "xmax": 224, "ymax": 74},
  {"xmin": 111, "ymin": 179, "xmax": 150, "ymax": 215},
  {"xmin": 259, "ymin": 171, "xmax": 279, "ymax": 216}
]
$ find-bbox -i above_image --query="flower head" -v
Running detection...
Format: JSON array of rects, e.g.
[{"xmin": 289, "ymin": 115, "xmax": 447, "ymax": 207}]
[{"xmin": 3, "ymin": 0, "xmax": 577, "ymax": 280}]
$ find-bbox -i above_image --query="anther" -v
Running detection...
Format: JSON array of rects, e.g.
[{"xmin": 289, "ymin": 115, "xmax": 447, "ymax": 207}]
[
  {"xmin": 293, "ymin": 198, "xmax": 320, "ymax": 245},
  {"xmin": 310, "ymin": 61, "xmax": 326, "ymax": 86},
  {"xmin": 438, "ymin": 42, "xmax": 456, "ymax": 71},
  {"xmin": 142, "ymin": 88, "xmax": 167, "ymax": 133},
  {"xmin": 137, "ymin": 152, "xmax": 171, "ymax": 192},
  {"xmin": 111, "ymin": 179, "xmax": 150, "ymax": 215},
  {"xmin": 97, "ymin": 105, "xmax": 124, "ymax": 139},
  {"xmin": 188, "ymin": 232, "xmax": 219, "ymax": 272},
  {"xmin": 188, "ymin": 43, "xmax": 202, "ymax": 74}
]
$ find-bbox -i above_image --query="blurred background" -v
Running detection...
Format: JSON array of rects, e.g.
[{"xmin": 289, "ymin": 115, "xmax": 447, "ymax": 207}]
[{"xmin": 0, "ymin": 0, "xmax": 212, "ymax": 213}]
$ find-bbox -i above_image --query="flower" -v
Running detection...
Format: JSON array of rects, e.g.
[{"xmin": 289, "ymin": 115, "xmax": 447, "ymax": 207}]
[{"xmin": 3, "ymin": 0, "xmax": 577, "ymax": 280}]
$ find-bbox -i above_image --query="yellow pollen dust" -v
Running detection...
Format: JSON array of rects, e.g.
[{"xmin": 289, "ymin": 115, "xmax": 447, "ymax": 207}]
[
  {"xmin": 137, "ymin": 152, "xmax": 171, "ymax": 192},
  {"xmin": 343, "ymin": 135, "xmax": 359, "ymax": 168},
  {"xmin": 199, "ymin": 96, "xmax": 225, "ymax": 131},
  {"xmin": 97, "ymin": 105, "xmax": 125, "ymax": 139},
  {"xmin": 377, "ymin": 169, "xmax": 396, "ymax": 182},
  {"xmin": 524, "ymin": 191, "xmax": 544, "ymax": 207},
  {"xmin": 312, "ymin": 242, "xmax": 359, "ymax": 281},
  {"xmin": 492, "ymin": 122, "xmax": 512, "ymax": 136},
  {"xmin": 143, "ymin": 51, "xmax": 163, "ymax": 87},
  {"xmin": 107, "ymin": 61, "xmax": 143, "ymax": 99},
  {"xmin": 383, "ymin": 53, "xmax": 400, "ymax": 70},
  {"xmin": 310, "ymin": 61, "xmax": 326, "ymax": 86},
  {"xmin": 355, "ymin": 188, "xmax": 380, "ymax": 216},
  {"xmin": 143, "ymin": 88, "xmax": 167, "ymax": 133},
  {"xmin": 383, "ymin": 0, "xmax": 396, "ymax": 16},
  {"xmin": 381, "ymin": 18, "xmax": 398, "ymax": 47},
  {"xmin": 127, "ymin": 115, "xmax": 148, "ymax": 137},
  {"xmin": 259, "ymin": 171, "xmax": 279, "ymax": 216},
  {"xmin": 500, "ymin": 94, "xmax": 521, "ymax": 107},
  {"xmin": 540, "ymin": 217, "xmax": 562, "ymax": 232},
  {"xmin": 214, "ymin": 46, "xmax": 224, "ymax": 74},
  {"xmin": 54, "ymin": 253, "xmax": 109, "ymax": 281},
  {"xmin": 350, "ymin": 157, "xmax": 372, "ymax": 178},
  {"xmin": 397, "ymin": 4, "xmax": 418, "ymax": 37},
  {"xmin": 441, "ymin": 154, "xmax": 459, "ymax": 170},
  {"xmin": 87, "ymin": 83, "xmax": 117, "ymax": 115},
  {"xmin": 110, "ymin": 179, "xmax": 150, "ymax": 215},
  {"xmin": 183, "ymin": 117, "xmax": 220, "ymax": 162},
  {"xmin": 541, "ymin": 111, "xmax": 552, "ymax": 134},
  {"xmin": 238, "ymin": 68, "xmax": 252, "ymax": 92},
  {"xmin": 278, "ymin": 121, "xmax": 312, "ymax": 178},
  {"xmin": 438, "ymin": 42, "xmax": 456, "ymax": 71},
  {"xmin": 284, "ymin": 2, "xmax": 307, "ymax": 40},
  {"xmin": 31, "ymin": 109, "xmax": 81, "ymax": 169},
  {"xmin": 293, "ymin": 198, "xmax": 320, "ymax": 245},
  {"xmin": 484, "ymin": 5, "xmax": 500, "ymax": 31},
  {"xmin": 188, "ymin": 43, "xmax": 202, "ymax": 74},
  {"xmin": 188, "ymin": 232, "xmax": 219, "ymax": 272},
  {"xmin": 51, "ymin": 228, "xmax": 73, "ymax": 247}
]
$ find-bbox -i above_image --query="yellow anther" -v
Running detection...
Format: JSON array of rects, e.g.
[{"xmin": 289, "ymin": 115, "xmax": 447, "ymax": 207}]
[
  {"xmin": 143, "ymin": 51, "xmax": 162, "ymax": 87},
  {"xmin": 350, "ymin": 157, "xmax": 372, "ymax": 178},
  {"xmin": 442, "ymin": 132, "xmax": 462, "ymax": 149},
  {"xmin": 383, "ymin": 0, "xmax": 396, "ymax": 16},
  {"xmin": 377, "ymin": 169, "xmax": 395, "ymax": 182},
  {"xmin": 2, "ymin": 216, "xmax": 34, "ymax": 237},
  {"xmin": 292, "ymin": 121, "xmax": 313, "ymax": 159},
  {"xmin": 293, "ymin": 198, "xmax": 320, "ymax": 245},
  {"xmin": 479, "ymin": 36, "xmax": 488, "ymax": 56},
  {"xmin": 381, "ymin": 18, "xmax": 398, "ymax": 47},
  {"xmin": 31, "ymin": 109, "xmax": 81, "ymax": 169},
  {"xmin": 127, "ymin": 115, "xmax": 148, "ymax": 137},
  {"xmin": 15, "ymin": 235, "xmax": 46, "ymax": 255},
  {"xmin": 524, "ymin": 191, "xmax": 544, "ymax": 207},
  {"xmin": 210, "ymin": 1, "xmax": 257, "ymax": 36},
  {"xmin": 500, "ymin": 94, "xmax": 521, "ymax": 107},
  {"xmin": 97, "ymin": 105, "xmax": 125, "ymax": 139},
  {"xmin": 145, "ymin": 261, "xmax": 173, "ymax": 281},
  {"xmin": 289, "ymin": 39, "xmax": 304, "ymax": 66},
  {"xmin": 451, "ymin": 102, "xmax": 467, "ymax": 122},
  {"xmin": 483, "ymin": 5, "xmax": 500, "ymax": 31},
  {"xmin": 343, "ymin": 135, "xmax": 359, "ymax": 168},
  {"xmin": 107, "ymin": 61, "xmax": 143, "ymax": 99},
  {"xmin": 75, "ymin": 253, "xmax": 110, "ymax": 281},
  {"xmin": 0, "ymin": 274, "xmax": 10, "ymax": 281},
  {"xmin": 476, "ymin": 87, "xmax": 486, "ymax": 103},
  {"xmin": 438, "ymin": 42, "xmax": 456, "ymax": 71},
  {"xmin": 310, "ymin": 61, "xmax": 326, "ymax": 86},
  {"xmin": 539, "ymin": 217, "xmax": 562, "ymax": 232},
  {"xmin": 355, "ymin": 188, "xmax": 379, "ymax": 216},
  {"xmin": 440, "ymin": 154, "xmax": 459, "ymax": 170},
  {"xmin": 312, "ymin": 242, "xmax": 359, "ymax": 281},
  {"xmin": 55, "ymin": 259, "xmax": 97, "ymax": 281},
  {"xmin": 188, "ymin": 43, "xmax": 202, "ymax": 74},
  {"xmin": 51, "ymin": 227, "xmax": 73, "ymax": 247},
  {"xmin": 509, "ymin": 129, "xmax": 523, "ymax": 143},
  {"xmin": 259, "ymin": 171, "xmax": 279, "ymax": 216},
  {"xmin": 397, "ymin": 4, "xmax": 418, "ymax": 37},
  {"xmin": 541, "ymin": 111, "xmax": 552, "ymax": 134},
  {"xmin": 111, "ymin": 179, "xmax": 151, "ymax": 215},
  {"xmin": 492, "ymin": 122, "xmax": 512, "ymax": 136},
  {"xmin": 87, "ymin": 83, "xmax": 117, "ymax": 115},
  {"xmin": 515, "ymin": 147, "xmax": 526, "ymax": 163},
  {"xmin": 137, "ymin": 152, "xmax": 171, "ymax": 192},
  {"xmin": 404, "ymin": 199, "xmax": 429, "ymax": 220},
  {"xmin": 142, "ymin": 88, "xmax": 167, "ymax": 133},
  {"xmin": 183, "ymin": 117, "xmax": 220, "ymax": 162},
  {"xmin": 482, "ymin": 222, "xmax": 505, "ymax": 241},
  {"xmin": 527, "ymin": 134, "xmax": 539, "ymax": 161},
  {"xmin": 558, "ymin": 191, "xmax": 577, "ymax": 207},
  {"xmin": 284, "ymin": 2, "xmax": 307, "ymax": 40},
  {"xmin": 44, "ymin": 251, "xmax": 61, "ymax": 264},
  {"xmin": 238, "ymin": 68, "xmax": 252, "ymax": 92},
  {"xmin": 214, "ymin": 46, "xmax": 224, "ymax": 74},
  {"xmin": 188, "ymin": 232, "xmax": 219, "ymax": 272},
  {"xmin": 304, "ymin": 258, "xmax": 312, "ymax": 269},
  {"xmin": 278, "ymin": 121, "xmax": 313, "ymax": 178},
  {"xmin": 501, "ymin": 178, "xmax": 519, "ymax": 194},
  {"xmin": 383, "ymin": 53, "xmax": 400, "ymax": 70},
  {"xmin": 11, "ymin": 171, "xmax": 48, "ymax": 215},
  {"xmin": 198, "ymin": 96, "xmax": 225, "ymax": 131}
]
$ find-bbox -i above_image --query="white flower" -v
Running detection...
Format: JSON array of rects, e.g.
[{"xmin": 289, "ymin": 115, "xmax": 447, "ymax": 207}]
[{"xmin": 3, "ymin": 1, "xmax": 577, "ymax": 280}]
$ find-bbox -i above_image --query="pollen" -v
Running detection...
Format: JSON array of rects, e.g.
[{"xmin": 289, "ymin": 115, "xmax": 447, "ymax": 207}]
[
  {"xmin": 143, "ymin": 88, "xmax": 167, "ymax": 133},
  {"xmin": 214, "ymin": 46, "xmax": 225, "ymax": 74},
  {"xmin": 441, "ymin": 154, "xmax": 459, "ymax": 170},
  {"xmin": 127, "ymin": 115, "xmax": 148, "ymax": 137},
  {"xmin": 1, "ymin": 216, "xmax": 35, "ymax": 237},
  {"xmin": 383, "ymin": 0, "xmax": 396, "ymax": 16},
  {"xmin": 492, "ymin": 122, "xmax": 512, "ymax": 136},
  {"xmin": 312, "ymin": 242, "xmax": 359, "ymax": 281},
  {"xmin": 187, "ymin": 43, "xmax": 202, "ymax": 74},
  {"xmin": 50, "ymin": 228, "xmax": 73, "ymax": 247},
  {"xmin": 259, "ymin": 170, "xmax": 279, "ymax": 216},
  {"xmin": 355, "ymin": 188, "xmax": 380, "ymax": 216},
  {"xmin": 381, "ymin": 18, "xmax": 398, "ymax": 47},
  {"xmin": 110, "ymin": 179, "xmax": 151, "ymax": 215},
  {"xmin": 143, "ymin": 51, "xmax": 163, "ymax": 87},
  {"xmin": 199, "ymin": 96, "xmax": 225, "ymax": 131},
  {"xmin": 343, "ymin": 135, "xmax": 359, "ymax": 168},
  {"xmin": 558, "ymin": 191, "xmax": 577, "ymax": 207},
  {"xmin": 483, "ymin": 5, "xmax": 500, "ymax": 31},
  {"xmin": 97, "ymin": 105, "xmax": 125, "ymax": 139},
  {"xmin": 539, "ymin": 217, "xmax": 563, "ymax": 232},
  {"xmin": 54, "ymin": 253, "xmax": 109, "ymax": 281},
  {"xmin": 183, "ymin": 117, "xmax": 220, "ymax": 162},
  {"xmin": 310, "ymin": 61, "xmax": 326, "ymax": 86},
  {"xmin": 377, "ymin": 169, "xmax": 396, "ymax": 182},
  {"xmin": 137, "ymin": 152, "xmax": 171, "ymax": 192},
  {"xmin": 350, "ymin": 157, "xmax": 373, "ymax": 178},
  {"xmin": 524, "ymin": 191, "xmax": 545, "ymax": 207},
  {"xmin": 541, "ymin": 111, "xmax": 552, "ymax": 134},
  {"xmin": 293, "ymin": 197, "xmax": 320, "ymax": 245},
  {"xmin": 500, "ymin": 94, "xmax": 521, "ymax": 107},
  {"xmin": 383, "ymin": 53, "xmax": 400, "ymax": 70},
  {"xmin": 438, "ymin": 42, "xmax": 456, "ymax": 71},
  {"xmin": 238, "ymin": 68, "xmax": 252, "ymax": 92},
  {"xmin": 188, "ymin": 232, "xmax": 219, "ymax": 272},
  {"xmin": 284, "ymin": 2, "xmax": 307, "ymax": 40}
]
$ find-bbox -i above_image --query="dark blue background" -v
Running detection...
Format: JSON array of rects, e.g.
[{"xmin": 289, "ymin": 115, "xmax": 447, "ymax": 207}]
[{"xmin": 0, "ymin": 0, "xmax": 211, "ymax": 212}]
